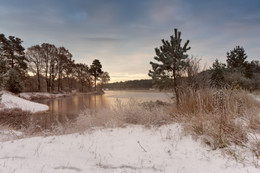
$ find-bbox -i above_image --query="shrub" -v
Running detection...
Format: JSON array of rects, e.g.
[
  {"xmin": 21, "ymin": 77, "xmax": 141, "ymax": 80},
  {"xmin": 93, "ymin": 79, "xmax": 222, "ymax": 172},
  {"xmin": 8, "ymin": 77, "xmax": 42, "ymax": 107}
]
[
  {"xmin": 5, "ymin": 68, "xmax": 24, "ymax": 94},
  {"xmin": 0, "ymin": 108, "xmax": 31, "ymax": 129},
  {"xmin": 112, "ymin": 99, "xmax": 171, "ymax": 125},
  {"xmin": 210, "ymin": 59, "xmax": 226, "ymax": 89}
]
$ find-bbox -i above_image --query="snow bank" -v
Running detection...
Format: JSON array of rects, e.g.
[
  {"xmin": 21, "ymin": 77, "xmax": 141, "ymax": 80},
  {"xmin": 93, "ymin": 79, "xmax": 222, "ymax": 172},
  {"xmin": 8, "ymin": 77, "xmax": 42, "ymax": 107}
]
[
  {"xmin": 19, "ymin": 92, "xmax": 66, "ymax": 100},
  {"xmin": 0, "ymin": 91, "xmax": 49, "ymax": 113},
  {"xmin": 0, "ymin": 124, "xmax": 258, "ymax": 173}
]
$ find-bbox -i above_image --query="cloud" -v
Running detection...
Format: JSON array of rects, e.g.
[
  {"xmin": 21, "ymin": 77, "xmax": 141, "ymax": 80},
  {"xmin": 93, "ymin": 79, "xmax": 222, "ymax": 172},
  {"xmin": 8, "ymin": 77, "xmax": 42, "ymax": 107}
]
[{"xmin": 0, "ymin": 0, "xmax": 260, "ymax": 82}]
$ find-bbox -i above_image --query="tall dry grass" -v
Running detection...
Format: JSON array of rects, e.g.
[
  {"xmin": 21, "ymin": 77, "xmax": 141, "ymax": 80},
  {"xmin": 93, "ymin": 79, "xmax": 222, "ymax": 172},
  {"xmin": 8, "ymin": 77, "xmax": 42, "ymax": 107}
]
[
  {"xmin": 171, "ymin": 88, "xmax": 260, "ymax": 149},
  {"xmin": 71, "ymin": 99, "xmax": 172, "ymax": 132},
  {"xmin": 0, "ymin": 108, "xmax": 31, "ymax": 129}
]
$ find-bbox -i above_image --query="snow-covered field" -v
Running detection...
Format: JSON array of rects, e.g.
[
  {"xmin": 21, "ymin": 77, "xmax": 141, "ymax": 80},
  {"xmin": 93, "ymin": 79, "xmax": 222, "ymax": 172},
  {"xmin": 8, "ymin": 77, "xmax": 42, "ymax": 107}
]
[
  {"xmin": 0, "ymin": 91, "xmax": 49, "ymax": 113},
  {"xmin": 0, "ymin": 124, "xmax": 259, "ymax": 173}
]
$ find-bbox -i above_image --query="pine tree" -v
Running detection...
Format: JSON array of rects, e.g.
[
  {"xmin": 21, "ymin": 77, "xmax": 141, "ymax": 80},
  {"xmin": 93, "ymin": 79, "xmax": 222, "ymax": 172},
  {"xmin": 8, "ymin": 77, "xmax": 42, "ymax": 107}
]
[
  {"xmin": 90, "ymin": 59, "xmax": 103, "ymax": 91},
  {"xmin": 226, "ymin": 46, "xmax": 247, "ymax": 72},
  {"xmin": 5, "ymin": 68, "xmax": 24, "ymax": 94},
  {"xmin": 0, "ymin": 34, "xmax": 27, "ymax": 77},
  {"xmin": 210, "ymin": 59, "xmax": 226, "ymax": 89},
  {"xmin": 148, "ymin": 28, "xmax": 190, "ymax": 105},
  {"xmin": 0, "ymin": 56, "xmax": 8, "ymax": 98}
]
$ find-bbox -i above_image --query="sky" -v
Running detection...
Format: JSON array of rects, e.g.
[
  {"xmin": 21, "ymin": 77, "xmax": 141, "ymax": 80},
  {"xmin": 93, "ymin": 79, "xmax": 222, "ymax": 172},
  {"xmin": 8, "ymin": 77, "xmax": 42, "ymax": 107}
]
[{"xmin": 0, "ymin": 0, "xmax": 260, "ymax": 82}]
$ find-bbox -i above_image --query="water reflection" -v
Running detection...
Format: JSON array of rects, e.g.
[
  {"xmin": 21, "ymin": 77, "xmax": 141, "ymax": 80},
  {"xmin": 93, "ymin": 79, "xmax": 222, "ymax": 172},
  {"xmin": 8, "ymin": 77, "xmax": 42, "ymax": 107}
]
[
  {"xmin": 32, "ymin": 90, "xmax": 172, "ymax": 128},
  {"xmin": 42, "ymin": 94, "xmax": 109, "ymax": 115}
]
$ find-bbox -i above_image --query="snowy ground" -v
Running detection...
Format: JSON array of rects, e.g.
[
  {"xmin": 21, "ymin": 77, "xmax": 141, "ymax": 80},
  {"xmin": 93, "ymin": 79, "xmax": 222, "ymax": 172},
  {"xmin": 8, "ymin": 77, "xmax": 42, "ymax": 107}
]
[
  {"xmin": 0, "ymin": 91, "xmax": 49, "ymax": 113},
  {"xmin": 0, "ymin": 124, "xmax": 259, "ymax": 173},
  {"xmin": 0, "ymin": 128, "xmax": 24, "ymax": 142}
]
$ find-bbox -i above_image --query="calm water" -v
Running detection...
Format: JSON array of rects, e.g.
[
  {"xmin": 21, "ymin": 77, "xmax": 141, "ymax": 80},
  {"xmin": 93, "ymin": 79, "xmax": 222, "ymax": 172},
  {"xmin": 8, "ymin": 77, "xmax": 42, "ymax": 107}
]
[{"xmin": 33, "ymin": 90, "xmax": 172, "ymax": 128}]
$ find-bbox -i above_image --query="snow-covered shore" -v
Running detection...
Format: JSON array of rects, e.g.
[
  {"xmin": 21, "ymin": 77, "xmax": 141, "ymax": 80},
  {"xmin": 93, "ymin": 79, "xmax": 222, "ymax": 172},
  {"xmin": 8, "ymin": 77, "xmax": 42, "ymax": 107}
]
[
  {"xmin": 0, "ymin": 124, "xmax": 259, "ymax": 173},
  {"xmin": 19, "ymin": 91, "xmax": 103, "ymax": 100},
  {"xmin": 19, "ymin": 92, "xmax": 68, "ymax": 100},
  {"xmin": 0, "ymin": 91, "xmax": 49, "ymax": 113}
]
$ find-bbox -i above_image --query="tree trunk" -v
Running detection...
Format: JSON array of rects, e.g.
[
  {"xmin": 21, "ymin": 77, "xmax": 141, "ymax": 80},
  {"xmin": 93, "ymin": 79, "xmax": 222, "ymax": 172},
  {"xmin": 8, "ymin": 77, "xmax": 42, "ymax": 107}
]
[
  {"xmin": 45, "ymin": 62, "xmax": 50, "ymax": 92},
  {"xmin": 57, "ymin": 72, "xmax": 61, "ymax": 92},
  {"xmin": 11, "ymin": 57, "xmax": 14, "ymax": 68},
  {"xmin": 60, "ymin": 72, "xmax": 63, "ymax": 91},
  {"xmin": 49, "ymin": 63, "xmax": 55, "ymax": 93},
  {"xmin": 51, "ymin": 74, "xmax": 55, "ymax": 92},
  {"xmin": 67, "ymin": 74, "xmax": 72, "ymax": 92},
  {"xmin": 174, "ymin": 76, "xmax": 179, "ymax": 106},
  {"xmin": 11, "ymin": 50, "xmax": 14, "ymax": 68},
  {"xmin": 45, "ymin": 73, "xmax": 49, "ymax": 92},
  {"xmin": 37, "ymin": 70, "xmax": 41, "ymax": 91},
  {"xmin": 48, "ymin": 73, "xmax": 52, "ymax": 92},
  {"xmin": 94, "ymin": 71, "xmax": 97, "ymax": 91},
  {"xmin": 173, "ymin": 68, "xmax": 179, "ymax": 106},
  {"xmin": 81, "ymin": 82, "xmax": 84, "ymax": 92}
]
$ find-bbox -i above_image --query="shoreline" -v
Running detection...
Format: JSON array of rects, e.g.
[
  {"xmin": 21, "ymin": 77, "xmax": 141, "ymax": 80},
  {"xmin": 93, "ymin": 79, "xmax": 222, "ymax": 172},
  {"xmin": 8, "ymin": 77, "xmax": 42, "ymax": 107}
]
[
  {"xmin": 0, "ymin": 91, "xmax": 49, "ymax": 113},
  {"xmin": 19, "ymin": 90, "xmax": 105, "ymax": 100}
]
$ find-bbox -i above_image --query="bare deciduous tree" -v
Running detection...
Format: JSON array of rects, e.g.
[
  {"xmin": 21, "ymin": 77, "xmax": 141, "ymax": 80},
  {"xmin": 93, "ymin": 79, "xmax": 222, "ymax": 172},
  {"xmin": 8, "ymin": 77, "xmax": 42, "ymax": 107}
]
[{"xmin": 26, "ymin": 45, "xmax": 44, "ymax": 91}]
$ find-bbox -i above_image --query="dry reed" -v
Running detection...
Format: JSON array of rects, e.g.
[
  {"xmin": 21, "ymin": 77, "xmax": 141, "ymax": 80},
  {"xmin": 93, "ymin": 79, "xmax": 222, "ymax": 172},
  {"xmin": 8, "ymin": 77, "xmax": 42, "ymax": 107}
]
[
  {"xmin": 0, "ymin": 108, "xmax": 31, "ymax": 129},
  {"xmin": 72, "ymin": 99, "xmax": 172, "ymax": 132},
  {"xmin": 171, "ymin": 88, "xmax": 260, "ymax": 149}
]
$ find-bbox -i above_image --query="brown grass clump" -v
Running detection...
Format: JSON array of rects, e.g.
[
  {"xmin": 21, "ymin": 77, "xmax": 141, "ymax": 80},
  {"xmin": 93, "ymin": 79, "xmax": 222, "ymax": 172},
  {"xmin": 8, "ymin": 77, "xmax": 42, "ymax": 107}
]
[
  {"xmin": 72, "ymin": 99, "xmax": 172, "ymax": 131},
  {"xmin": 0, "ymin": 108, "xmax": 31, "ymax": 129},
  {"xmin": 171, "ymin": 88, "xmax": 260, "ymax": 149},
  {"xmin": 112, "ymin": 99, "xmax": 171, "ymax": 125}
]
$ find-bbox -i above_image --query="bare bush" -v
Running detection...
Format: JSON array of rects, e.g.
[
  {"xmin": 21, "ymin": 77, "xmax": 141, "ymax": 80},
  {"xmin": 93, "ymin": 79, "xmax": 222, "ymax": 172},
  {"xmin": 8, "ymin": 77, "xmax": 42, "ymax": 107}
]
[
  {"xmin": 0, "ymin": 108, "xmax": 31, "ymax": 129},
  {"xmin": 112, "ymin": 99, "xmax": 171, "ymax": 125},
  {"xmin": 186, "ymin": 57, "xmax": 201, "ymax": 89},
  {"xmin": 72, "ymin": 109, "xmax": 121, "ymax": 131},
  {"xmin": 224, "ymin": 72, "xmax": 259, "ymax": 91}
]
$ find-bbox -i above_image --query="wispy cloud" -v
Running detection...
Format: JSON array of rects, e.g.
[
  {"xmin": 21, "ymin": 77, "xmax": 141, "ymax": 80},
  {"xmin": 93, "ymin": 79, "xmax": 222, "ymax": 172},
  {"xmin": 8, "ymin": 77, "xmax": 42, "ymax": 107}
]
[{"xmin": 0, "ymin": 0, "xmax": 259, "ymax": 82}]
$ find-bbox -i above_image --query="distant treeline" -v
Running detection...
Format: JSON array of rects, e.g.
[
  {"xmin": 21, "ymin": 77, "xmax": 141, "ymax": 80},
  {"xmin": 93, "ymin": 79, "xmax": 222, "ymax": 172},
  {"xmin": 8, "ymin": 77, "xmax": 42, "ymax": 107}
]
[
  {"xmin": 104, "ymin": 79, "xmax": 153, "ymax": 90},
  {"xmin": 0, "ymin": 33, "xmax": 110, "ymax": 94}
]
